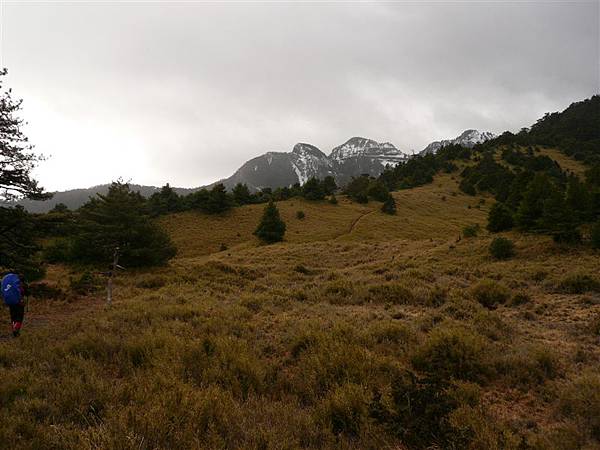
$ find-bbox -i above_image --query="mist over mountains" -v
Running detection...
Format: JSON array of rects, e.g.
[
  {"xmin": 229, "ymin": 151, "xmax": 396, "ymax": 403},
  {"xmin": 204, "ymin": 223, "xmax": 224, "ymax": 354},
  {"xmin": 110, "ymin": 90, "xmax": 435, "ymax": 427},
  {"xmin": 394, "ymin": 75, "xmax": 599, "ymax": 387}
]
[{"xmin": 12, "ymin": 130, "xmax": 495, "ymax": 213}]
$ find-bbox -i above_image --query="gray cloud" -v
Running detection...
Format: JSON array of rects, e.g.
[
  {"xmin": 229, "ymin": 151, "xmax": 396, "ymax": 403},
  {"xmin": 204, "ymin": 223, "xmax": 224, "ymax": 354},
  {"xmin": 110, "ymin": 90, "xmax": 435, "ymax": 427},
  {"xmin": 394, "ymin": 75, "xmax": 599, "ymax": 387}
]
[{"xmin": 2, "ymin": 1, "xmax": 598, "ymax": 190}]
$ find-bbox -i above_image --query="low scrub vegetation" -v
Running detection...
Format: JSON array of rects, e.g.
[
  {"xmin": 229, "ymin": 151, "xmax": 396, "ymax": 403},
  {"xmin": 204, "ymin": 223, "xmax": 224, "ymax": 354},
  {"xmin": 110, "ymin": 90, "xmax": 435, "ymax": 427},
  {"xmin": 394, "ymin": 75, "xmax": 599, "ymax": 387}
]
[
  {"xmin": 471, "ymin": 280, "xmax": 511, "ymax": 309},
  {"xmin": 489, "ymin": 236, "xmax": 515, "ymax": 260},
  {"xmin": 2, "ymin": 145, "xmax": 599, "ymax": 449}
]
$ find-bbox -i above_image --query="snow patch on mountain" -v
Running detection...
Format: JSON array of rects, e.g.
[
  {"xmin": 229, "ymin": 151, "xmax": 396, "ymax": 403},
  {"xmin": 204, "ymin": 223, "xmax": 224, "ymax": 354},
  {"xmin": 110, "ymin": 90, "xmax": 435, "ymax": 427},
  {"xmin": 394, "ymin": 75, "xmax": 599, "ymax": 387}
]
[
  {"xmin": 290, "ymin": 143, "xmax": 333, "ymax": 185},
  {"xmin": 330, "ymin": 137, "xmax": 408, "ymax": 166},
  {"xmin": 420, "ymin": 129, "xmax": 496, "ymax": 155}
]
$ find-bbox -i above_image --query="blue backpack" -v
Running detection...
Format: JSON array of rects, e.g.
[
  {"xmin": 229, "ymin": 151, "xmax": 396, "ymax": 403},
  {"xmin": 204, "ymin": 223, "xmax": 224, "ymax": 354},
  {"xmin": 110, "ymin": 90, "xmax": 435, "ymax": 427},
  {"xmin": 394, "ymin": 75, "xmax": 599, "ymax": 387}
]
[{"xmin": 2, "ymin": 274, "xmax": 22, "ymax": 306}]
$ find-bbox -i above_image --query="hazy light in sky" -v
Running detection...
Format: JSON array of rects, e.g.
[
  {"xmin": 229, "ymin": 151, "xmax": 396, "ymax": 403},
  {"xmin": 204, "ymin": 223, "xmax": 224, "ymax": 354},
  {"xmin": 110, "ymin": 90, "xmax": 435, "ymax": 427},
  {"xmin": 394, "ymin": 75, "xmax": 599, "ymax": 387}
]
[{"xmin": 1, "ymin": 1, "xmax": 598, "ymax": 191}]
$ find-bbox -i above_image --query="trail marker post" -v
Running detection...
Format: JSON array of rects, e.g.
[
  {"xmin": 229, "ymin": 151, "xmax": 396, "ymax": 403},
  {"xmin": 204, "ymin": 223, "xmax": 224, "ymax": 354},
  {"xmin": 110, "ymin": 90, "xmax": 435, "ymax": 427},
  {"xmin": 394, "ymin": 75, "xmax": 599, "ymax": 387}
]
[{"xmin": 106, "ymin": 246, "xmax": 125, "ymax": 307}]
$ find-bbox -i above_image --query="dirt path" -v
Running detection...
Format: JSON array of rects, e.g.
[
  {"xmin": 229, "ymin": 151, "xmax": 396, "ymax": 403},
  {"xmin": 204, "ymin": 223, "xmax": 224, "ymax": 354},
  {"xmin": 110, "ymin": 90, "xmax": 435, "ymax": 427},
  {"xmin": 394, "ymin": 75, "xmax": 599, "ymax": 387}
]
[
  {"xmin": 336, "ymin": 209, "xmax": 377, "ymax": 239},
  {"xmin": 0, "ymin": 295, "xmax": 105, "ymax": 341}
]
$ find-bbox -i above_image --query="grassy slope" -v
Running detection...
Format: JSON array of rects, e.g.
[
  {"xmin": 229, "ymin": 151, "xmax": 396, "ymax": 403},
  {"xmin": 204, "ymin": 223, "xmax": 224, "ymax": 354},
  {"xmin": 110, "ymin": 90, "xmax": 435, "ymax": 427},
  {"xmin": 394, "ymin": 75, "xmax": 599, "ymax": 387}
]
[{"xmin": 1, "ymin": 154, "xmax": 599, "ymax": 449}]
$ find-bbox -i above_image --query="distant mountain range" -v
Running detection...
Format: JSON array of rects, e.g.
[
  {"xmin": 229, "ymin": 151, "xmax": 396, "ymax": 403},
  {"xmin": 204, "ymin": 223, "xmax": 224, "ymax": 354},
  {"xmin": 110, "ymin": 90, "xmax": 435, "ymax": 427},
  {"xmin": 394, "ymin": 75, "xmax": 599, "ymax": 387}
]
[
  {"xmin": 11, "ymin": 130, "xmax": 494, "ymax": 213},
  {"xmin": 13, "ymin": 184, "xmax": 198, "ymax": 214},
  {"xmin": 216, "ymin": 132, "xmax": 494, "ymax": 191},
  {"xmin": 419, "ymin": 129, "xmax": 496, "ymax": 155},
  {"xmin": 216, "ymin": 137, "xmax": 411, "ymax": 191}
]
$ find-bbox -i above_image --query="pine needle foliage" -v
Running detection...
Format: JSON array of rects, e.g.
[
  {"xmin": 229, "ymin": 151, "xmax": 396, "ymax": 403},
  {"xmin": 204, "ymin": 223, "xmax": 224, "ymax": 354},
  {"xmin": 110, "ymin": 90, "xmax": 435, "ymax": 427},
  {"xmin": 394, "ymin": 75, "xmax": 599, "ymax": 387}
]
[{"xmin": 254, "ymin": 200, "xmax": 286, "ymax": 243}]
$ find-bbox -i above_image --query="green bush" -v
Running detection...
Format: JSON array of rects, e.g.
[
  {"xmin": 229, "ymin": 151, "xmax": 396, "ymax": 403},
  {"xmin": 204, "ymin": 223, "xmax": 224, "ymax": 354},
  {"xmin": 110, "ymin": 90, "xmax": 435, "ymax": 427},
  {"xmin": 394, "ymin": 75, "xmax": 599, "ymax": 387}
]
[
  {"xmin": 487, "ymin": 202, "xmax": 514, "ymax": 232},
  {"xmin": 69, "ymin": 271, "xmax": 102, "ymax": 295},
  {"xmin": 462, "ymin": 224, "xmax": 480, "ymax": 238},
  {"xmin": 556, "ymin": 272, "xmax": 600, "ymax": 294},
  {"xmin": 471, "ymin": 280, "xmax": 510, "ymax": 309},
  {"xmin": 367, "ymin": 180, "xmax": 390, "ymax": 202},
  {"xmin": 381, "ymin": 195, "xmax": 397, "ymax": 215},
  {"xmin": 558, "ymin": 372, "xmax": 600, "ymax": 440},
  {"xmin": 320, "ymin": 383, "xmax": 369, "ymax": 436},
  {"xmin": 489, "ymin": 237, "xmax": 515, "ymax": 260},
  {"xmin": 386, "ymin": 372, "xmax": 484, "ymax": 449},
  {"xmin": 588, "ymin": 313, "xmax": 600, "ymax": 337},
  {"xmin": 43, "ymin": 238, "xmax": 73, "ymax": 263},
  {"xmin": 552, "ymin": 228, "xmax": 582, "ymax": 245},
  {"xmin": 368, "ymin": 283, "xmax": 414, "ymax": 304},
  {"xmin": 293, "ymin": 264, "xmax": 312, "ymax": 275},
  {"xmin": 411, "ymin": 326, "xmax": 488, "ymax": 382},
  {"xmin": 181, "ymin": 337, "xmax": 265, "ymax": 399},
  {"xmin": 494, "ymin": 345, "xmax": 561, "ymax": 387},
  {"xmin": 509, "ymin": 292, "xmax": 531, "ymax": 306}
]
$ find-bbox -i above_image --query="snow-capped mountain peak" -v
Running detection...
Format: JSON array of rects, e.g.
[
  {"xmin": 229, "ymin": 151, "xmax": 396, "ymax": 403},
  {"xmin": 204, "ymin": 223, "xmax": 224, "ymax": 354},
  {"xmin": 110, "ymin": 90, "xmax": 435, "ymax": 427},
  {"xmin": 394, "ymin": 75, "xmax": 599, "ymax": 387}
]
[
  {"xmin": 330, "ymin": 137, "xmax": 407, "ymax": 161},
  {"xmin": 420, "ymin": 129, "xmax": 496, "ymax": 155},
  {"xmin": 455, "ymin": 129, "xmax": 496, "ymax": 146},
  {"xmin": 290, "ymin": 143, "xmax": 332, "ymax": 185},
  {"xmin": 292, "ymin": 143, "xmax": 327, "ymax": 158}
]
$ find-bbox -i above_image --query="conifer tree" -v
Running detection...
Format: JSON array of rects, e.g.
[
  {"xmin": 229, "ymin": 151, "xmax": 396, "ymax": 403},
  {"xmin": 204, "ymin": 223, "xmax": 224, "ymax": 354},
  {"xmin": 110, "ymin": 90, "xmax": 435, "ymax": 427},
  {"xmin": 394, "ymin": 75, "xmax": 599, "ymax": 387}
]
[
  {"xmin": 368, "ymin": 179, "xmax": 390, "ymax": 202},
  {"xmin": 565, "ymin": 176, "xmax": 591, "ymax": 221},
  {"xmin": 515, "ymin": 173, "xmax": 554, "ymax": 230},
  {"xmin": 148, "ymin": 183, "xmax": 181, "ymax": 215},
  {"xmin": 381, "ymin": 194, "xmax": 397, "ymax": 215},
  {"xmin": 0, "ymin": 69, "xmax": 48, "ymax": 278},
  {"xmin": 0, "ymin": 69, "xmax": 47, "ymax": 201},
  {"xmin": 71, "ymin": 181, "xmax": 176, "ymax": 266},
  {"xmin": 487, "ymin": 202, "xmax": 514, "ymax": 232},
  {"xmin": 232, "ymin": 183, "xmax": 252, "ymax": 205},
  {"xmin": 254, "ymin": 200, "xmax": 286, "ymax": 243},
  {"xmin": 302, "ymin": 177, "xmax": 325, "ymax": 201},
  {"xmin": 204, "ymin": 183, "xmax": 232, "ymax": 214},
  {"xmin": 322, "ymin": 176, "xmax": 337, "ymax": 196}
]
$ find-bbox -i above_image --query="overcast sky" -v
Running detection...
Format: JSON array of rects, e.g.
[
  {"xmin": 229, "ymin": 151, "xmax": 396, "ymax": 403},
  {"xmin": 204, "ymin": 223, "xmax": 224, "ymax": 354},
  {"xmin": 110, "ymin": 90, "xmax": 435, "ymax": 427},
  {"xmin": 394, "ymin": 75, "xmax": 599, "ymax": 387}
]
[{"xmin": 1, "ymin": 1, "xmax": 598, "ymax": 191}]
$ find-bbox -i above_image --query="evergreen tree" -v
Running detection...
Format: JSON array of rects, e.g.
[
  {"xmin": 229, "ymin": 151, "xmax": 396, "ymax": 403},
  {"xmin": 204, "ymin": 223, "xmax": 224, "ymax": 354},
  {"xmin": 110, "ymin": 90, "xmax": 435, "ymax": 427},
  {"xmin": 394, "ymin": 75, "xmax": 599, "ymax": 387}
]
[
  {"xmin": 322, "ymin": 176, "xmax": 337, "ymax": 196},
  {"xmin": 538, "ymin": 187, "xmax": 581, "ymax": 243},
  {"xmin": 585, "ymin": 164, "xmax": 600, "ymax": 186},
  {"xmin": 0, "ymin": 69, "xmax": 48, "ymax": 201},
  {"xmin": 203, "ymin": 183, "xmax": 232, "ymax": 214},
  {"xmin": 459, "ymin": 179, "xmax": 476, "ymax": 196},
  {"xmin": 148, "ymin": 183, "xmax": 181, "ymax": 215},
  {"xmin": 232, "ymin": 183, "xmax": 252, "ymax": 205},
  {"xmin": 254, "ymin": 200, "xmax": 286, "ymax": 243},
  {"xmin": 367, "ymin": 179, "xmax": 390, "ymax": 202},
  {"xmin": 71, "ymin": 181, "xmax": 176, "ymax": 267},
  {"xmin": 381, "ymin": 195, "xmax": 397, "ymax": 215},
  {"xmin": 184, "ymin": 189, "xmax": 209, "ymax": 210},
  {"xmin": 487, "ymin": 202, "xmax": 514, "ymax": 232},
  {"xmin": 345, "ymin": 176, "xmax": 370, "ymax": 203},
  {"xmin": 302, "ymin": 177, "xmax": 325, "ymax": 201},
  {"xmin": 565, "ymin": 176, "xmax": 591, "ymax": 221},
  {"xmin": 0, "ymin": 69, "xmax": 48, "ymax": 278},
  {"xmin": 50, "ymin": 203, "xmax": 69, "ymax": 213},
  {"xmin": 538, "ymin": 187, "xmax": 569, "ymax": 233},
  {"xmin": 515, "ymin": 174, "xmax": 555, "ymax": 230},
  {"xmin": 0, "ymin": 206, "xmax": 44, "ymax": 279}
]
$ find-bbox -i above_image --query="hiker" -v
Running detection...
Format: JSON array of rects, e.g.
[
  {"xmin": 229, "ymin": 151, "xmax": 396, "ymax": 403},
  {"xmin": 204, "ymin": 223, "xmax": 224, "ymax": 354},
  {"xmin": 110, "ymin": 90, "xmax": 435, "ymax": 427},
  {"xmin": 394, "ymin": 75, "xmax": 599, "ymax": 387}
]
[{"xmin": 2, "ymin": 272, "xmax": 27, "ymax": 337}]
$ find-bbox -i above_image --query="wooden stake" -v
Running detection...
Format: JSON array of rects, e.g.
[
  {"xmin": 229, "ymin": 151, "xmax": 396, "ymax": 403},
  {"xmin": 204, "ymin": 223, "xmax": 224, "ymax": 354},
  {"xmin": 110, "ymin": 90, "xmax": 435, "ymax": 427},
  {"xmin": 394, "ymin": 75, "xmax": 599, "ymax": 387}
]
[{"xmin": 106, "ymin": 246, "xmax": 120, "ymax": 307}]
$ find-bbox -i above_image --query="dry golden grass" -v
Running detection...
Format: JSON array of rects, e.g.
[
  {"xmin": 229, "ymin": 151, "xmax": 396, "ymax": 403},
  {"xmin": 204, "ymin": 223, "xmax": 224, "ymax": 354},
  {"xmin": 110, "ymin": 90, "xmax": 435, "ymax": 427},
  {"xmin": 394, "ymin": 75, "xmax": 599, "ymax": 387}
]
[
  {"xmin": 159, "ymin": 197, "xmax": 371, "ymax": 258},
  {"xmin": 537, "ymin": 147, "xmax": 587, "ymax": 175},
  {"xmin": 2, "ymin": 154, "xmax": 599, "ymax": 449}
]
